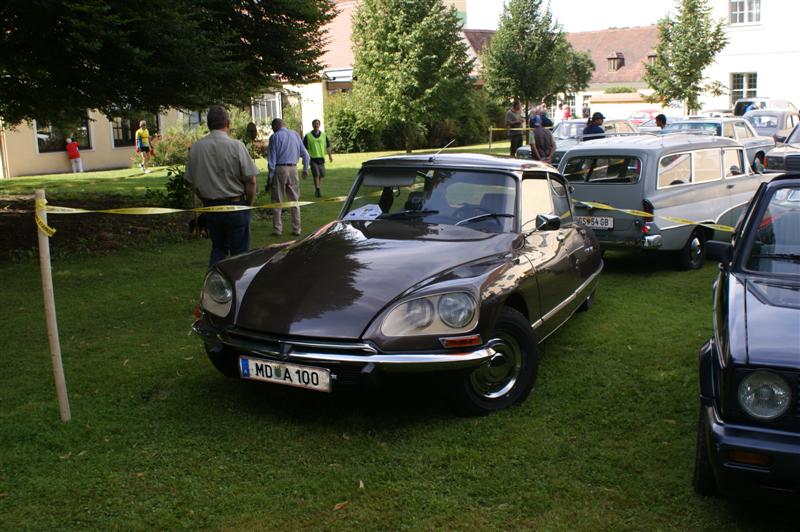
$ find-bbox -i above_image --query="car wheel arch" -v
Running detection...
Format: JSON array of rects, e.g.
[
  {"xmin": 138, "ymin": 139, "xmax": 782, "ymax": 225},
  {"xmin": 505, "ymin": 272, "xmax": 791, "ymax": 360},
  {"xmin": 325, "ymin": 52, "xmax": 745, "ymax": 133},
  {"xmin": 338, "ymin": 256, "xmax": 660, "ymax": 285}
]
[{"xmin": 502, "ymin": 292, "xmax": 529, "ymax": 322}]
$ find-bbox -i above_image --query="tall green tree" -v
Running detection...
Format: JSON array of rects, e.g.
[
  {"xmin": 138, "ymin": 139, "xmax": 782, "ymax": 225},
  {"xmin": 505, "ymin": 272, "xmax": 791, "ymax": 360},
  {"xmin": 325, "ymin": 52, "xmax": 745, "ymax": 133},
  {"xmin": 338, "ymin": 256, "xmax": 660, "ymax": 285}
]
[
  {"xmin": 482, "ymin": 0, "xmax": 593, "ymax": 108},
  {"xmin": 644, "ymin": 0, "xmax": 728, "ymax": 113},
  {"xmin": 351, "ymin": 0, "xmax": 473, "ymax": 151},
  {"xmin": 0, "ymin": 0, "xmax": 335, "ymax": 126}
]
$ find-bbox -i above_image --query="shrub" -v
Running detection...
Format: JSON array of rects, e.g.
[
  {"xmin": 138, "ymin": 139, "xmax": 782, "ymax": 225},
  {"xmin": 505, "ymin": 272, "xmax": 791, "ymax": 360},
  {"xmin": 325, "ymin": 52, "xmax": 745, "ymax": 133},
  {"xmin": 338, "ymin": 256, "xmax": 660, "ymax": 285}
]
[
  {"xmin": 144, "ymin": 166, "xmax": 193, "ymax": 208},
  {"xmin": 282, "ymin": 102, "xmax": 303, "ymax": 134},
  {"xmin": 604, "ymin": 86, "xmax": 638, "ymax": 94},
  {"xmin": 150, "ymin": 123, "xmax": 208, "ymax": 166},
  {"xmin": 325, "ymin": 93, "xmax": 383, "ymax": 153}
]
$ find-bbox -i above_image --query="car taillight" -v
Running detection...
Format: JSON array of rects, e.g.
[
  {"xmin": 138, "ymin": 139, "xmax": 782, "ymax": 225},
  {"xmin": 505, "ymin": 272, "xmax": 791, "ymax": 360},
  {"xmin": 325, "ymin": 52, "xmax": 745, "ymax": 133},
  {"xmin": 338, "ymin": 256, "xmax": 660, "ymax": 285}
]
[{"xmin": 641, "ymin": 200, "xmax": 654, "ymax": 233}]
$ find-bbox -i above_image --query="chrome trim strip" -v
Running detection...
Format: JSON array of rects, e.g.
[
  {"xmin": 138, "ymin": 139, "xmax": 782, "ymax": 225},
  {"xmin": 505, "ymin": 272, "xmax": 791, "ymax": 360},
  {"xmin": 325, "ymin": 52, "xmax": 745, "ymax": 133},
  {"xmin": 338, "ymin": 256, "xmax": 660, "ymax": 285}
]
[
  {"xmin": 532, "ymin": 264, "xmax": 602, "ymax": 334},
  {"xmin": 225, "ymin": 329, "xmax": 378, "ymax": 354},
  {"xmin": 193, "ymin": 322, "xmax": 495, "ymax": 372}
]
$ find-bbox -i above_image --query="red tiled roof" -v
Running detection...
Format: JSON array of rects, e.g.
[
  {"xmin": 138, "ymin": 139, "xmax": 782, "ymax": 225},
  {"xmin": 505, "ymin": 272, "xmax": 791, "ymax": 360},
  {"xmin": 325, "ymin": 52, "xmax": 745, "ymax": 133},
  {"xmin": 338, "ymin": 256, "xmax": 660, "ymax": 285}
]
[
  {"xmin": 321, "ymin": 0, "xmax": 359, "ymax": 70},
  {"xmin": 565, "ymin": 25, "xmax": 659, "ymax": 84}
]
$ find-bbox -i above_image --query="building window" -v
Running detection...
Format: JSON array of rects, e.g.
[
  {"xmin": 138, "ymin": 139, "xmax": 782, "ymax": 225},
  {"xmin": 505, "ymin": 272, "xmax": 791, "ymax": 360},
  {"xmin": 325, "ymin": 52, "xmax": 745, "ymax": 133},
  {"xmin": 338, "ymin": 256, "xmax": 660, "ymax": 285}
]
[
  {"xmin": 647, "ymin": 53, "xmax": 657, "ymax": 64},
  {"xmin": 35, "ymin": 117, "xmax": 91, "ymax": 153},
  {"xmin": 729, "ymin": 0, "xmax": 760, "ymax": 24},
  {"xmin": 607, "ymin": 53, "xmax": 625, "ymax": 72},
  {"xmin": 111, "ymin": 115, "xmax": 159, "ymax": 148},
  {"xmin": 251, "ymin": 94, "xmax": 281, "ymax": 126},
  {"xmin": 731, "ymin": 72, "xmax": 757, "ymax": 104}
]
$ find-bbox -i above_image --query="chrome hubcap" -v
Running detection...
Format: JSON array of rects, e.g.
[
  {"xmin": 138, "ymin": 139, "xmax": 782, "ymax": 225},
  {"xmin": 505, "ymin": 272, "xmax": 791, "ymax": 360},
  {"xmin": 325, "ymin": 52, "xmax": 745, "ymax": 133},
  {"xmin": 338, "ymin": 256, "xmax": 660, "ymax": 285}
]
[
  {"xmin": 690, "ymin": 236, "xmax": 702, "ymax": 261},
  {"xmin": 469, "ymin": 332, "xmax": 522, "ymax": 399}
]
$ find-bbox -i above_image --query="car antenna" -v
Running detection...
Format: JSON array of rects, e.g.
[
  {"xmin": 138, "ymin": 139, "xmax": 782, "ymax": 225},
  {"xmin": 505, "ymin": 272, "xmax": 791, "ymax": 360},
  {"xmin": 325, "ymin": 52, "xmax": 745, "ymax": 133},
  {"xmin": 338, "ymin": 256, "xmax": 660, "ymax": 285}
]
[{"xmin": 429, "ymin": 139, "xmax": 456, "ymax": 162}]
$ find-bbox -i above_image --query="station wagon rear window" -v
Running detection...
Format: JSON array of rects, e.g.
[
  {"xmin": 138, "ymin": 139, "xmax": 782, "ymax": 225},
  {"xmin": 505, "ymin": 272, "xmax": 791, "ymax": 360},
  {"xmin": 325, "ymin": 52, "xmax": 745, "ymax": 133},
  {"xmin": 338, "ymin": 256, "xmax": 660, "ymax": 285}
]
[{"xmin": 562, "ymin": 156, "xmax": 642, "ymax": 184}]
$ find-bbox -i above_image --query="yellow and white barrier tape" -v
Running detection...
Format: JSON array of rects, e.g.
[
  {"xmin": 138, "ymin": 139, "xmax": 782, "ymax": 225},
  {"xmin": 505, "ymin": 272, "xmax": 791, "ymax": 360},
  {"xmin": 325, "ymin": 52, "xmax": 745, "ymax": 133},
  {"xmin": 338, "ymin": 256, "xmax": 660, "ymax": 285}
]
[
  {"xmin": 35, "ymin": 198, "xmax": 57, "ymax": 237},
  {"xmin": 576, "ymin": 200, "xmax": 734, "ymax": 233}
]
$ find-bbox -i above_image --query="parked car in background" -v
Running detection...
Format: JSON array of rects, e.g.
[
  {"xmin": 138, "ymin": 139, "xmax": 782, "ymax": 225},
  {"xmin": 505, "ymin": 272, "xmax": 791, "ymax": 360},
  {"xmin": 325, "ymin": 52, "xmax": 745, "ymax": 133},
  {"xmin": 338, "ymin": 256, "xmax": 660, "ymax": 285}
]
[
  {"xmin": 193, "ymin": 154, "xmax": 602, "ymax": 415},
  {"xmin": 516, "ymin": 118, "xmax": 638, "ymax": 166},
  {"xmin": 638, "ymin": 114, "xmax": 684, "ymax": 133},
  {"xmin": 694, "ymin": 174, "xmax": 800, "ymax": 504},
  {"xmin": 560, "ymin": 134, "xmax": 767, "ymax": 269},
  {"xmin": 764, "ymin": 123, "xmax": 800, "ymax": 172},
  {"xmin": 696, "ymin": 109, "xmax": 734, "ymax": 118},
  {"xmin": 744, "ymin": 109, "xmax": 800, "ymax": 142},
  {"xmin": 663, "ymin": 117, "xmax": 775, "ymax": 171},
  {"xmin": 733, "ymin": 97, "xmax": 797, "ymax": 117},
  {"xmin": 628, "ymin": 109, "xmax": 661, "ymax": 126}
]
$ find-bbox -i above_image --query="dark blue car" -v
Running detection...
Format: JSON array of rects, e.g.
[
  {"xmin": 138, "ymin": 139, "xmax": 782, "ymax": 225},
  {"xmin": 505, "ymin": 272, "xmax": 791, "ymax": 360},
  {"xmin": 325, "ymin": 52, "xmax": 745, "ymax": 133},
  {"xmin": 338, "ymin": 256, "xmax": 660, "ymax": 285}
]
[{"xmin": 695, "ymin": 174, "xmax": 800, "ymax": 503}]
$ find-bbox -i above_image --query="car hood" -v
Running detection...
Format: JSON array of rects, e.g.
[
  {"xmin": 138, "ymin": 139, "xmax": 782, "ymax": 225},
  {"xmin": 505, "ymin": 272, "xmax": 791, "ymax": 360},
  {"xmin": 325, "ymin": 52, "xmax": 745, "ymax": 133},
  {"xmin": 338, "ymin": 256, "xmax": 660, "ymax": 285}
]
[
  {"xmin": 230, "ymin": 220, "xmax": 516, "ymax": 339},
  {"xmin": 742, "ymin": 277, "xmax": 800, "ymax": 368},
  {"xmin": 765, "ymin": 144, "xmax": 800, "ymax": 157}
]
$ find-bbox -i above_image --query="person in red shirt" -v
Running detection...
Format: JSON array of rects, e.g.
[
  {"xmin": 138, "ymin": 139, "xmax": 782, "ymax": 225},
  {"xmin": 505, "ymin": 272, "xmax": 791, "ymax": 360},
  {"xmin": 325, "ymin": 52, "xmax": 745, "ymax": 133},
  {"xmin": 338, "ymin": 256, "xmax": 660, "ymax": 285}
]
[{"xmin": 65, "ymin": 138, "xmax": 83, "ymax": 173}]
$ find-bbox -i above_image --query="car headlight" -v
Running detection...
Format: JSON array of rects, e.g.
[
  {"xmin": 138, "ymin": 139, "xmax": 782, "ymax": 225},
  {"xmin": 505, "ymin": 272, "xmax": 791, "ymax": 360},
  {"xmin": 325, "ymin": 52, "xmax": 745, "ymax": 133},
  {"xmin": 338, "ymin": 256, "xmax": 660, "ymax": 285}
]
[
  {"xmin": 201, "ymin": 271, "xmax": 233, "ymax": 317},
  {"xmin": 380, "ymin": 292, "xmax": 478, "ymax": 337},
  {"xmin": 738, "ymin": 371, "xmax": 792, "ymax": 421}
]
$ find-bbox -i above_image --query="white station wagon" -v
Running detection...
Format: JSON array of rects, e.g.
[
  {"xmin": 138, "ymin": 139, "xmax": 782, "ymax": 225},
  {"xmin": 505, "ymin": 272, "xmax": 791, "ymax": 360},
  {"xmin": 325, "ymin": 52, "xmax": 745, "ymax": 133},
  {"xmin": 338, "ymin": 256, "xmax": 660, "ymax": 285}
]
[{"xmin": 560, "ymin": 134, "xmax": 770, "ymax": 269}]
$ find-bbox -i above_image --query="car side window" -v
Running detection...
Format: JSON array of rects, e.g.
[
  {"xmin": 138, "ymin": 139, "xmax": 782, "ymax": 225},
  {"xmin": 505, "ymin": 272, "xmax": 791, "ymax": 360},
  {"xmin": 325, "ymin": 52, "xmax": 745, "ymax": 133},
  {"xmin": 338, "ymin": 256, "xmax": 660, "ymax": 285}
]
[
  {"xmin": 520, "ymin": 174, "xmax": 554, "ymax": 228},
  {"xmin": 693, "ymin": 149, "xmax": 722, "ymax": 183},
  {"xmin": 605, "ymin": 123, "xmax": 617, "ymax": 134},
  {"xmin": 734, "ymin": 121, "xmax": 752, "ymax": 139},
  {"xmin": 791, "ymin": 114, "xmax": 799, "ymax": 127},
  {"xmin": 723, "ymin": 148, "xmax": 745, "ymax": 178},
  {"xmin": 549, "ymin": 178, "xmax": 573, "ymax": 223},
  {"xmin": 658, "ymin": 152, "xmax": 692, "ymax": 188},
  {"xmin": 722, "ymin": 123, "xmax": 735, "ymax": 138}
]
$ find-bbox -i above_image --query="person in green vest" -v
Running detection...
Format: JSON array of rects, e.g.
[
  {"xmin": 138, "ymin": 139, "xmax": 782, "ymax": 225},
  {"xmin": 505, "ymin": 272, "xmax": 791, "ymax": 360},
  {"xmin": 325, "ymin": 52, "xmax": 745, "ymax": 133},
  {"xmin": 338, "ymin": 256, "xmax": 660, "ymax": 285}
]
[{"xmin": 303, "ymin": 119, "xmax": 333, "ymax": 197}]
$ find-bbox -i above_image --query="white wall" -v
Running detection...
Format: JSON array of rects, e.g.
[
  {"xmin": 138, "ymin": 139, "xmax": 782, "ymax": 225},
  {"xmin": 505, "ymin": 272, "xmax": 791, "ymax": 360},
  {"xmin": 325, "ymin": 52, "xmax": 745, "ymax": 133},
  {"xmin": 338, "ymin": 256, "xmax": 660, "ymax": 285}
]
[
  {"xmin": 702, "ymin": 0, "xmax": 800, "ymax": 110},
  {"xmin": 286, "ymin": 82, "xmax": 326, "ymax": 135}
]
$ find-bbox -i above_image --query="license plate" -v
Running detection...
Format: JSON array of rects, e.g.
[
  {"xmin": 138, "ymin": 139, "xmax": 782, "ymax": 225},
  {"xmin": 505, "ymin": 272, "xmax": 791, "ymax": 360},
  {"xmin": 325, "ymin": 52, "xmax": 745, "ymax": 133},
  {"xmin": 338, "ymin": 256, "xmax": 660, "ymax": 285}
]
[
  {"xmin": 577, "ymin": 216, "xmax": 614, "ymax": 230},
  {"xmin": 239, "ymin": 356, "xmax": 332, "ymax": 393}
]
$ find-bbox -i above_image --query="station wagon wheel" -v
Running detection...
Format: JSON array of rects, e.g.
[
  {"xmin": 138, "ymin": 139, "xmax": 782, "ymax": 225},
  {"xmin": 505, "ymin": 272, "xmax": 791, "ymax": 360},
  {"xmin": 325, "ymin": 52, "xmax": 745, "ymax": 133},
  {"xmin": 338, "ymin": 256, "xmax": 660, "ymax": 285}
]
[
  {"xmin": 677, "ymin": 229, "xmax": 706, "ymax": 270},
  {"xmin": 449, "ymin": 307, "xmax": 539, "ymax": 416}
]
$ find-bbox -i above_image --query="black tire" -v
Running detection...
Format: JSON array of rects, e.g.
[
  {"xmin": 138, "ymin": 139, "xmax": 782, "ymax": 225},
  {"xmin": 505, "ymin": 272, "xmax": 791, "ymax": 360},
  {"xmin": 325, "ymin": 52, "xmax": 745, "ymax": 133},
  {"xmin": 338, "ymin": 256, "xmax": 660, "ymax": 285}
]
[
  {"xmin": 449, "ymin": 307, "xmax": 539, "ymax": 416},
  {"xmin": 206, "ymin": 346, "xmax": 240, "ymax": 378},
  {"xmin": 676, "ymin": 229, "xmax": 706, "ymax": 270},
  {"xmin": 578, "ymin": 289, "xmax": 595, "ymax": 312},
  {"xmin": 693, "ymin": 406, "xmax": 718, "ymax": 497}
]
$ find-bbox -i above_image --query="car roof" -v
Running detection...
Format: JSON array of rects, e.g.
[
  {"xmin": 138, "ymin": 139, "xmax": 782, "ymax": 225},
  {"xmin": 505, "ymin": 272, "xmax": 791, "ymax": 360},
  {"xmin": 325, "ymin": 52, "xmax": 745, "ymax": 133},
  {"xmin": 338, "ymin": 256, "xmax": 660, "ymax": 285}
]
[
  {"xmin": 564, "ymin": 133, "xmax": 741, "ymax": 153},
  {"xmin": 765, "ymin": 173, "xmax": 800, "ymax": 187},
  {"xmin": 744, "ymin": 109, "xmax": 792, "ymax": 116},
  {"xmin": 672, "ymin": 117, "xmax": 744, "ymax": 124},
  {"xmin": 361, "ymin": 153, "xmax": 554, "ymax": 174}
]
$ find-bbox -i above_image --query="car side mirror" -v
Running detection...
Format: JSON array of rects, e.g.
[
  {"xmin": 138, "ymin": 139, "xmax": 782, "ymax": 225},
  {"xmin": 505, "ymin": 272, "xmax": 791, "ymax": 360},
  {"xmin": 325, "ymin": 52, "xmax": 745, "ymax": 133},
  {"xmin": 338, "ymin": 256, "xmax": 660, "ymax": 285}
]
[
  {"xmin": 705, "ymin": 240, "xmax": 733, "ymax": 269},
  {"xmin": 535, "ymin": 213, "xmax": 561, "ymax": 231}
]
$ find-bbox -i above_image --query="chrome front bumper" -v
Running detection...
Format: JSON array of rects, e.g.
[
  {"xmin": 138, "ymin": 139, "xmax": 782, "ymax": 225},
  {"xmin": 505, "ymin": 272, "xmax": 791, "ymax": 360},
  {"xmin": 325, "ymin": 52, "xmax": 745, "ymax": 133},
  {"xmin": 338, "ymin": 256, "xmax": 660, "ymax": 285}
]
[{"xmin": 192, "ymin": 320, "xmax": 496, "ymax": 372}]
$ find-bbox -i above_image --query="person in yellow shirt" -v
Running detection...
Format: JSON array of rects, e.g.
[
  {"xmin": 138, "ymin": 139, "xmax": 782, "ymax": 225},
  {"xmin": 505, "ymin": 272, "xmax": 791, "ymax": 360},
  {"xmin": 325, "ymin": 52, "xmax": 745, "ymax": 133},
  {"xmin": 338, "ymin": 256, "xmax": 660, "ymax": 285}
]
[{"xmin": 135, "ymin": 120, "xmax": 151, "ymax": 173}]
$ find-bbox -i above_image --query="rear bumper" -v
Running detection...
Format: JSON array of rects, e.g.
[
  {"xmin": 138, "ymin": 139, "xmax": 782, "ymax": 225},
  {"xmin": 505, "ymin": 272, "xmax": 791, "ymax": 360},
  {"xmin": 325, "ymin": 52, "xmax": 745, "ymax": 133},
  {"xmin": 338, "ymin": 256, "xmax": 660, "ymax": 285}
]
[
  {"xmin": 702, "ymin": 403, "xmax": 800, "ymax": 503},
  {"xmin": 192, "ymin": 320, "xmax": 496, "ymax": 373}
]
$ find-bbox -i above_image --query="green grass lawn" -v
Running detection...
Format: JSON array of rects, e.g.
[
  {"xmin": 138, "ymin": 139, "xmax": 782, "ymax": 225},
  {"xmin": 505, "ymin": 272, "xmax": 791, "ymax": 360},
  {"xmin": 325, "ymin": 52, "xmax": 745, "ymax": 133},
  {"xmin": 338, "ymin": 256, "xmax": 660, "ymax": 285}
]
[{"xmin": 0, "ymin": 143, "xmax": 794, "ymax": 529}]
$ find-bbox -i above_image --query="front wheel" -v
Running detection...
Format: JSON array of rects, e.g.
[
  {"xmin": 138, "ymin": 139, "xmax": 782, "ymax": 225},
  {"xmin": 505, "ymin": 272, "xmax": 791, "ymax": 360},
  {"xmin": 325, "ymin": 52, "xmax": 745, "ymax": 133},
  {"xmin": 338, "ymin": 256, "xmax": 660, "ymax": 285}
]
[
  {"xmin": 676, "ymin": 229, "xmax": 706, "ymax": 270},
  {"xmin": 448, "ymin": 307, "xmax": 539, "ymax": 416}
]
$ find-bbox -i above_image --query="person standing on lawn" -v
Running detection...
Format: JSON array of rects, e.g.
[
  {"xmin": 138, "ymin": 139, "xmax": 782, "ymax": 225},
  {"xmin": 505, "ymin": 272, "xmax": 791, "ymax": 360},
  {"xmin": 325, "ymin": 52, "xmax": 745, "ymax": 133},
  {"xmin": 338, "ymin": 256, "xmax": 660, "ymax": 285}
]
[
  {"xmin": 135, "ymin": 120, "xmax": 152, "ymax": 173},
  {"xmin": 65, "ymin": 137, "xmax": 83, "ymax": 173},
  {"xmin": 184, "ymin": 105, "xmax": 259, "ymax": 267},
  {"xmin": 303, "ymin": 119, "xmax": 333, "ymax": 198},
  {"xmin": 505, "ymin": 99, "xmax": 525, "ymax": 157},
  {"xmin": 267, "ymin": 118, "xmax": 309, "ymax": 236}
]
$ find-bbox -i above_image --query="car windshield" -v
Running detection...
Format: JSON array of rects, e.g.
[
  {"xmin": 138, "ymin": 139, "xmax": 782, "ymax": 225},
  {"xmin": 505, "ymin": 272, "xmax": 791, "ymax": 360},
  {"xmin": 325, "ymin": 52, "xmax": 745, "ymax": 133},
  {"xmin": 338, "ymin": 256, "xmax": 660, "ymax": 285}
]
[
  {"xmin": 562, "ymin": 156, "xmax": 642, "ymax": 184},
  {"xmin": 746, "ymin": 185, "xmax": 800, "ymax": 275},
  {"xmin": 747, "ymin": 114, "xmax": 779, "ymax": 129},
  {"xmin": 552, "ymin": 121, "xmax": 586, "ymax": 139},
  {"xmin": 343, "ymin": 167, "xmax": 517, "ymax": 233},
  {"xmin": 786, "ymin": 126, "xmax": 800, "ymax": 144},
  {"xmin": 663, "ymin": 122, "xmax": 721, "ymax": 135}
]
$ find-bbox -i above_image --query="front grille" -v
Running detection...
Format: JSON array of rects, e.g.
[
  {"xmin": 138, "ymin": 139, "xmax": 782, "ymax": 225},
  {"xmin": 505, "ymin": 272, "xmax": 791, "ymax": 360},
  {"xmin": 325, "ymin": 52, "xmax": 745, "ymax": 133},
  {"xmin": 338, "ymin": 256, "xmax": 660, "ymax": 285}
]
[{"xmin": 785, "ymin": 155, "xmax": 800, "ymax": 172}]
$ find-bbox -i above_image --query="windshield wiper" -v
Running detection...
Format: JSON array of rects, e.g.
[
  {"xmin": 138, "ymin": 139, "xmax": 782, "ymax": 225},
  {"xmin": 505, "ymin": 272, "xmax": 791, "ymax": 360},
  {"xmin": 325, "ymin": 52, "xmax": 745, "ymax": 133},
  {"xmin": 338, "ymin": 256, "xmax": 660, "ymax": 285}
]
[
  {"xmin": 751, "ymin": 253, "xmax": 800, "ymax": 262},
  {"xmin": 381, "ymin": 209, "xmax": 439, "ymax": 219},
  {"xmin": 455, "ymin": 213, "xmax": 515, "ymax": 226}
]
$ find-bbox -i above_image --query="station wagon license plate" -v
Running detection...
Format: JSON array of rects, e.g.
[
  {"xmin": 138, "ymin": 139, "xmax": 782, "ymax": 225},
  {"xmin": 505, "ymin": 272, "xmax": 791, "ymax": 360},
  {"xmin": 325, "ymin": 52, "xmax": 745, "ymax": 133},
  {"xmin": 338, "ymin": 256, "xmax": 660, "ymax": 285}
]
[
  {"xmin": 577, "ymin": 216, "xmax": 614, "ymax": 230},
  {"xmin": 239, "ymin": 356, "xmax": 332, "ymax": 393}
]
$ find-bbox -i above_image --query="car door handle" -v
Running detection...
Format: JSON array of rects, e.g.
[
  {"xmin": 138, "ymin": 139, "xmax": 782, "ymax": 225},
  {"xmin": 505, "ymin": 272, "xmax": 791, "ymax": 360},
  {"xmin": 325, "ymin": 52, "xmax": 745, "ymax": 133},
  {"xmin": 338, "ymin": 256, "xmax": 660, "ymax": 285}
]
[
  {"xmin": 726, "ymin": 183, "xmax": 735, "ymax": 189},
  {"xmin": 556, "ymin": 234, "xmax": 566, "ymax": 242}
]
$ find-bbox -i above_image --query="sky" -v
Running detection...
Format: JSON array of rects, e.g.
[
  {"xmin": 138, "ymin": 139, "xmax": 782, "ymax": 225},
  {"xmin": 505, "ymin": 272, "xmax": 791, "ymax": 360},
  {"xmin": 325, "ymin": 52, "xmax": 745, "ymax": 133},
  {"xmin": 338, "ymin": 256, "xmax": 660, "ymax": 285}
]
[{"xmin": 466, "ymin": 0, "xmax": 675, "ymax": 32}]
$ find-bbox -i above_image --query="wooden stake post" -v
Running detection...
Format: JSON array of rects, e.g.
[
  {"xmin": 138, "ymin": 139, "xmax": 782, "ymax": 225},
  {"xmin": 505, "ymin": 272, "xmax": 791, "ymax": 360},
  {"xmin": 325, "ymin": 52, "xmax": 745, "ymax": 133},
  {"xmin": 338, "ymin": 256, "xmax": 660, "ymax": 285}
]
[{"xmin": 35, "ymin": 189, "xmax": 71, "ymax": 422}]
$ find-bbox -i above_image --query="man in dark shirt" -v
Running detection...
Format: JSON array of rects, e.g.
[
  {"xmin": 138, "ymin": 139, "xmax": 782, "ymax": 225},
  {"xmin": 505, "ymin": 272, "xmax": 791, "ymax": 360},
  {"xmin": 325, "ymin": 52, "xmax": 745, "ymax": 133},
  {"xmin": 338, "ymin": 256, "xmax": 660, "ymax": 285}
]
[{"xmin": 583, "ymin": 112, "xmax": 606, "ymax": 139}]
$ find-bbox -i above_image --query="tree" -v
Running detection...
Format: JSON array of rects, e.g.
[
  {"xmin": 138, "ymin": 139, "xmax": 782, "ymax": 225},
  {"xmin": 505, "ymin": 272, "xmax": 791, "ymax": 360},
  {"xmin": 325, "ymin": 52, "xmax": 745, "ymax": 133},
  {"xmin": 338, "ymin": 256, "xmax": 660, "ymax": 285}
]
[
  {"xmin": 351, "ymin": 0, "xmax": 473, "ymax": 152},
  {"xmin": 0, "ymin": 0, "xmax": 336, "ymax": 126},
  {"xmin": 644, "ymin": 0, "xmax": 728, "ymax": 113},
  {"xmin": 481, "ymin": 0, "xmax": 593, "ymax": 109}
]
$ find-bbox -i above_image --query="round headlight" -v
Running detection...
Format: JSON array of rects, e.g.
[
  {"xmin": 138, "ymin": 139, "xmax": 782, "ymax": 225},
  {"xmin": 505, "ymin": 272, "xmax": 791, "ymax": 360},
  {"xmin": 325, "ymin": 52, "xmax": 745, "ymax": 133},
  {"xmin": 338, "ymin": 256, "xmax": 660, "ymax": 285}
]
[
  {"xmin": 438, "ymin": 293, "xmax": 476, "ymax": 329},
  {"xmin": 205, "ymin": 271, "xmax": 232, "ymax": 304},
  {"xmin": 405, "ymin": 299, "xmax": 434, "ymax": 329},
  {"xmin": 738, "ymin": 371, "xmax": 792, "ymax": 421}
]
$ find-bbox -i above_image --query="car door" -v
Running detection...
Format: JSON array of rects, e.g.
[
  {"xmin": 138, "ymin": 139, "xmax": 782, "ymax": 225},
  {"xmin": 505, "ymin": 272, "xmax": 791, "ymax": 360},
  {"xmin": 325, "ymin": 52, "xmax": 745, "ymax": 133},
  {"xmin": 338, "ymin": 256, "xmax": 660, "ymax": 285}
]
[
  {"xmin": 720, "ymin": 147, "xmax": 763, "ymax": 230},
  {"xmin": 517, "ymin": 172, "xmax": 579, "ymax": 340}
]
